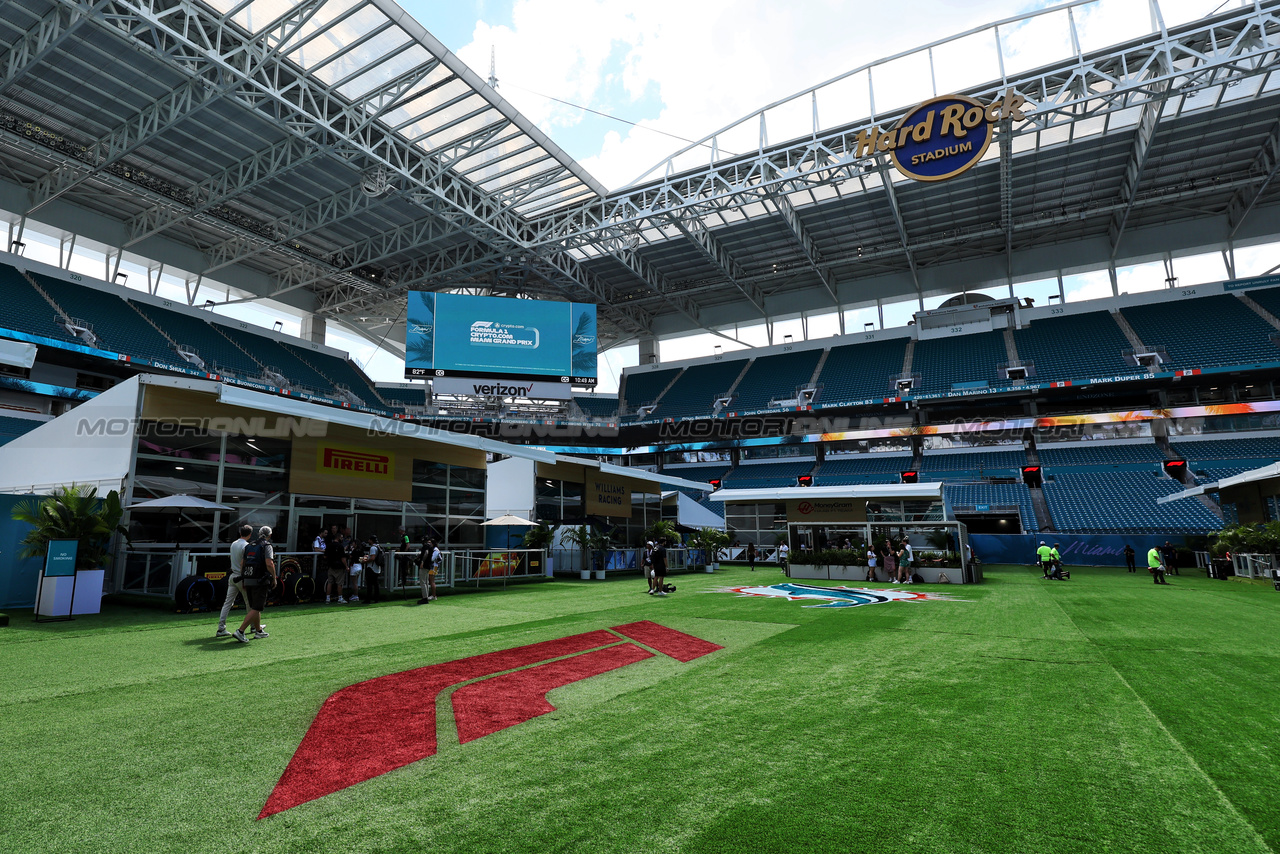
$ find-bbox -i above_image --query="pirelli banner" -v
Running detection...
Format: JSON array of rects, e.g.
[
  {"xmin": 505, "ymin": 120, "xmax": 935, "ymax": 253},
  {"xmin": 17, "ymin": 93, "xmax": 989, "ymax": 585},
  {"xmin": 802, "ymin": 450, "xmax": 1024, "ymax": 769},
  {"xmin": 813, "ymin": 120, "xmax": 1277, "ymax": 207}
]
[{"xmin": 289, "ymin": 429, "xmax": 486, "ymax": 502}]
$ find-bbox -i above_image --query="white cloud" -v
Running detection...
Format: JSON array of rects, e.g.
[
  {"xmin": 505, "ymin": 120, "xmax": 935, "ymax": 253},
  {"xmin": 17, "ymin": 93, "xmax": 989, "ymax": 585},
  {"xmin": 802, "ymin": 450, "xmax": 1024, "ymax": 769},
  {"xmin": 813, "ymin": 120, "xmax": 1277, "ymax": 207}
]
[{"xmin": 455, "ymin": 0, "xmax": 1144, "ymax": 190}]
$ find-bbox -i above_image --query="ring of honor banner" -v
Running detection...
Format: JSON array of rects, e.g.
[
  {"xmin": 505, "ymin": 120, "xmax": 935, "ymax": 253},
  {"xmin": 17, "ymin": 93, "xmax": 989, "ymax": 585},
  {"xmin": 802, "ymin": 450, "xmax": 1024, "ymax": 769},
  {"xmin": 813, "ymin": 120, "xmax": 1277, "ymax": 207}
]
[{"xmin": 405, "ymin": 292, "xmax": 597, "ymax": 386}]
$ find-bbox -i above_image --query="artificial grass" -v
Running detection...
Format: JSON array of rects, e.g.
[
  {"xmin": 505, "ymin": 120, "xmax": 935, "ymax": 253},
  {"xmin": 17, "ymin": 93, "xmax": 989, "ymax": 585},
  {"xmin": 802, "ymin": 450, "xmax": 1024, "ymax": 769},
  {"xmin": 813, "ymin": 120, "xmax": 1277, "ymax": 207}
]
[{"xmin": 1, "ymin": 565, "xmax": 1278, "ymax": 853}]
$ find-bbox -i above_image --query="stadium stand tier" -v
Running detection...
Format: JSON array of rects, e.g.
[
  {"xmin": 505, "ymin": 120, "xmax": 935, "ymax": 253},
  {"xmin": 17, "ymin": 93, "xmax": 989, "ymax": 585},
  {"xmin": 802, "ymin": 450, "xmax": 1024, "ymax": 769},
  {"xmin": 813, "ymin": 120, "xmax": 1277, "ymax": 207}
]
[
  {"xmin": 375, "ymin": 386, "xmax": 428, "ymax": 407},
  {"xmin": 621, "ymin": 368, "xmax": 681, "ymax": 413},
  {"xmin": 1169, "ymin": 436, "xmax": 1280, "ymax": 462},
  {"xmin": 653, "ymin": 361, "xmax": 747, "ymax": 420},
  {"xmin": 720, "ymin": 459, "xmax": 816, "ymax": 489},
  {"xmin": 1037, "ymin": 442, "xmax": 1168, "ymax": 469},
  {"xmin": 0, "ymin": 414, "xmax": 44, "ymax": 447},
  {"xmin": 130, "ymin": 303, "xmax": 265, "ymax": 378},
  {"xmin": 911, "ymin": 331, "xmax": 1010, "ymax": 396},
  {"xmin": 944, "ymin": 482, "xmax": 1040, "ymax": 532},
  {"xmin": 815, "ymin": 454, "xmax": 913, "ymax": 485},
  {"xmin": 814, "ymin": 338, "xmax": 908, "ymax": 405},
  {"xmin": 280, "ymin": 342, "xmax": 380, "ymax": 400},
  {"xmin": 0, "ymin": 265, "xmax": 88, "ymax": 343},
  {"xmin": 1012, "ymin": 311, "xmax": 1140, "ymax": 381},
  {"xmin": 728, "ymin": 349, "xmax": 822, "ymax": 411},
  {"xmin": 573, "ymin": 395, "xmax": 620, "ymax": 419},
  {"xmin": 1043, "ymin": 472, "xmax": 1221, "ymax": 533},
  {"xmin": 1120, "ymin": 294, "xmax": 1280, "ymax": 369},
  {"xmin": 920, "ymin": 448, "xmax": 1027, "ymax": 475},
  {"xmin": 26, "ymin": 273, "xmax": 178, "ymax": 365}
]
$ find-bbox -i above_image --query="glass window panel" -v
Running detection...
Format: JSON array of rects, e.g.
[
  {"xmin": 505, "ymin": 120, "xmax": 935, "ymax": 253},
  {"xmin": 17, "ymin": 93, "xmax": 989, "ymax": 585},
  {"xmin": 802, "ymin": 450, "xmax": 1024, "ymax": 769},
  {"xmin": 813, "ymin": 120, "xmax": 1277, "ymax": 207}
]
[
  {"xmin": 421, "ymin": 106, "xmax": 496, "ymax": 151},
  {"xmin": 476, "ymin": 157, "xmax": 558, "ymax": 192},
  {"xmin": 221, "ymin": 465, "xmax": 289, "ymax": 498},
  {"xmin": 452, "ymin": 133, "xmax": 535, "ymax": 174},
  {"xmin": 449, "ymin": 465, "xmax": 485, "ymax": 490},
  {"xmin": 287, "ymin": 4, "xmax": 386, "ymax": 68},
  {"xmin": 337, "ymin": 45, "xmax": 433, "ymax": 101},
  {"xmin": 312, "ymin": 28, "xmax": 411, "ymax": 87},
  {"xmin": 413, "ymin": 459, "xmax": 449, "ymax": 485}
]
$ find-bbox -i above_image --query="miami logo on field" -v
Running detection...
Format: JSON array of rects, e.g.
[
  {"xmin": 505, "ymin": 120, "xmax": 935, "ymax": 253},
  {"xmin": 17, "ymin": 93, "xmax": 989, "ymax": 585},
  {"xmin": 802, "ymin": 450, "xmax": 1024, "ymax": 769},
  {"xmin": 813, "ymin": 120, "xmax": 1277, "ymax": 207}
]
[{"xmin": 722, "ymin": 582, "xmax": 966, "ymax": 609}]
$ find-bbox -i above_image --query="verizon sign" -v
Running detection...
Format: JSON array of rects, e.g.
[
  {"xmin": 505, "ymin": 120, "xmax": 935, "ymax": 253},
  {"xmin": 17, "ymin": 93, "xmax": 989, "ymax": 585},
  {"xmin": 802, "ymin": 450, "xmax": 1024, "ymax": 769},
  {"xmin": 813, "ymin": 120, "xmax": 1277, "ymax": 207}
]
[{"xmin": 432, "ymin": 376, "xmax": 573, "ymax": 400}]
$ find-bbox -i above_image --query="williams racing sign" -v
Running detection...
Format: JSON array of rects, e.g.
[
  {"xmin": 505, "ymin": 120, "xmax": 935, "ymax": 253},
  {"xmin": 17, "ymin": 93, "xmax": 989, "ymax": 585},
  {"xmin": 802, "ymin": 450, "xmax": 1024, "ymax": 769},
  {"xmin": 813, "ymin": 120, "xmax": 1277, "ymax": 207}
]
[{"xmin": 855, "ymin": 88, "xmax": 1032, "ymax": 183}]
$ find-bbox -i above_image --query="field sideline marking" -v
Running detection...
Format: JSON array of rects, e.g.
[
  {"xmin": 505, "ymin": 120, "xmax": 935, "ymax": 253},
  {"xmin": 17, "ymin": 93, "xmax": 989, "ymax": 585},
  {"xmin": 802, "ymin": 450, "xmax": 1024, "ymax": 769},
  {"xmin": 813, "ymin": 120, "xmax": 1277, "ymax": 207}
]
[{"xmin": 1044, "ymin": 587, "xmax": 1275, "ymax": 854}]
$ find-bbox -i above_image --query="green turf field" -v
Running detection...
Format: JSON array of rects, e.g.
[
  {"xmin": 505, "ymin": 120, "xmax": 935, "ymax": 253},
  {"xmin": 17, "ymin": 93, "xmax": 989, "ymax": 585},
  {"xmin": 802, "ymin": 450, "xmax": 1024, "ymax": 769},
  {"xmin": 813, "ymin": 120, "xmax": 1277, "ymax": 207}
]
[{"xmin": 2, "ymin": 564, "xmax": 1279, "ymax": 854}]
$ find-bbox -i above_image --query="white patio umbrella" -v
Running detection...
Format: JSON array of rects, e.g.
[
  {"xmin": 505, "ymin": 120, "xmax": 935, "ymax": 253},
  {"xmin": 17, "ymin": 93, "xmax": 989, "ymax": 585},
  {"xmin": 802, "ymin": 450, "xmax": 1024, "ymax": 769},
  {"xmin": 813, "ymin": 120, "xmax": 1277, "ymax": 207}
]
[
  {"xmin": 480, "ymin": 514, "xmax": 538, "ymax": 527},
  {"xmin": 126, "ymin": 494, "xmax": 233, "ymax": 511},
  {"xmin": 481, "ymin": 514, "xmax": 538, "ymax": 550}
]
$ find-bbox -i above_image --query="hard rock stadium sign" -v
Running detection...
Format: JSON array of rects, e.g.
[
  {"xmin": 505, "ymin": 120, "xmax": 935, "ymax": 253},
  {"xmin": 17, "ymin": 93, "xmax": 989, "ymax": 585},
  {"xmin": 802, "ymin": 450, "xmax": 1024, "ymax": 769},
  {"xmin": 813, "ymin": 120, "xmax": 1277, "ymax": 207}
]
[{"xmin": 855, "ymin": 88, "xmax": 1032, "ymax": 183}]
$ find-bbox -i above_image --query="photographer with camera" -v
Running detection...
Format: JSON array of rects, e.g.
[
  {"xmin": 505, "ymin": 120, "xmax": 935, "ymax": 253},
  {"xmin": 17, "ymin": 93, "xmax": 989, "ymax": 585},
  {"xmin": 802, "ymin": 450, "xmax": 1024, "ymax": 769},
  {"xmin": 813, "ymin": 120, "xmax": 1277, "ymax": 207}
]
[{"xmin": 232, "ymin": 526, "xmax": 276, "ymax": 643}]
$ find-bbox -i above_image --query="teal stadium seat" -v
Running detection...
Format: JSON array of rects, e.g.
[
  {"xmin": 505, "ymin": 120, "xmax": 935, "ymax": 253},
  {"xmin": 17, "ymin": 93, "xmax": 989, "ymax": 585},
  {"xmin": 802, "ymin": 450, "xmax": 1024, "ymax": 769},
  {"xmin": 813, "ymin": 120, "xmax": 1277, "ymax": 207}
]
[
  {"xmin": 1120, "ymin": 295, "xmax": 1279, "ymax": 369},
  {"xmin": 729, "ymin": 349, "xmax": 823, "ymax": 411}
]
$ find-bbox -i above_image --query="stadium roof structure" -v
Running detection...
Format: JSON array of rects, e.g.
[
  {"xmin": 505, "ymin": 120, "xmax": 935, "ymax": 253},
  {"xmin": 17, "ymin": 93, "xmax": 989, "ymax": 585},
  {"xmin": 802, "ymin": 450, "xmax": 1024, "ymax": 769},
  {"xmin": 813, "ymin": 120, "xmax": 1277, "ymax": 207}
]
[{"xmin": 0, "ymin": 1, "xmax": 1279, "ymax": 354}]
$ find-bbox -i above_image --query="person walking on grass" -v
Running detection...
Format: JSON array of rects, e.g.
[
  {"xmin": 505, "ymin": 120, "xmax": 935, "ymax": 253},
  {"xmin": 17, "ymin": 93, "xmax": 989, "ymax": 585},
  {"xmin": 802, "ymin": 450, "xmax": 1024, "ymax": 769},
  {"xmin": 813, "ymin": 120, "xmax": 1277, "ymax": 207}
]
[
  {"xmin": 778, "ymin": 541, "xmax": 789, "ymax": 576},
  {"xmin": 1123, "ymin": 543, "xmax": 1136, "ymax": 573},
  {"xmin": 233, "ymin": 526, "xmax": 276, "ymax": 643},
  {"xmin": 216, "ymin": 524, "xmax": 253, "ymax": 638},
  {"xmin": 747, "ymin": 542, "xmax": 757, "ymax": 572},
  {"xmin": 866, "ymin": 544, "xmax": 878, "ymax": 583},
  {"xmin": 1148, "ymin": 545, "xmax": 1170, "ymax": 585},
  {"xmin": 651, "ymin": 539, "xmax": 669, "ymax": 596}
]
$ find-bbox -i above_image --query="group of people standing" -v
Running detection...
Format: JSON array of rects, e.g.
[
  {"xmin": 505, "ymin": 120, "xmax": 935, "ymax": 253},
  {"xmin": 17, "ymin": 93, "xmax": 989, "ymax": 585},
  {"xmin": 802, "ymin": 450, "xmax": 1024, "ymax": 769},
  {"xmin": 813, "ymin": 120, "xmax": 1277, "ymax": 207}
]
[
  {"xmin": 865, "ymin": 538, "xmax": 914, "ymax": 584},
  {"xmin": 313, "ymin": 524, "xmax": 396, "ymax": 604}
]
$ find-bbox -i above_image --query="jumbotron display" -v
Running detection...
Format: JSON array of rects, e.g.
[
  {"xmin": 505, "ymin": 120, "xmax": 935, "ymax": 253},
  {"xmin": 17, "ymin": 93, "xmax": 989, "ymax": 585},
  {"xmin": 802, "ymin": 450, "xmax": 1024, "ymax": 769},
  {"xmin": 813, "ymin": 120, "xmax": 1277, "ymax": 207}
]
[{"xmin": 404, "ymin": 292, "xmax": 597, "ymax": 386}]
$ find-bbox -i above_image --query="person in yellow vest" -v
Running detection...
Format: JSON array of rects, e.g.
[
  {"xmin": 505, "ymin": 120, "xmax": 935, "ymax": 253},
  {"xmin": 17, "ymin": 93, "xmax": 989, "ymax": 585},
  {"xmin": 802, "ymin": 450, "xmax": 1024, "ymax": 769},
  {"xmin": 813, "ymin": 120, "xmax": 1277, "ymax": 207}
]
[
  {"xmin": 1147, "ymin": 545, "xmax": 1169, "ymax": 585},
  {"xmin": 1047, "ymin": 543, "xmax": 1068, "ymax": 580},
  {"xmin": 1036, "ymin": 541, "xmax": 1053, "ymax": 578}
]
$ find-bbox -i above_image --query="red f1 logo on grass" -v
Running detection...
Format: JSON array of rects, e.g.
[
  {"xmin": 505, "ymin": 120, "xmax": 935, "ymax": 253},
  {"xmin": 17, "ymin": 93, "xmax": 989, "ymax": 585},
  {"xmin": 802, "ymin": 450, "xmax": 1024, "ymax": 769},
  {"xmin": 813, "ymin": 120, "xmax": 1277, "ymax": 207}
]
[{"xmin": 259, "ymin": 621, "xmax": 720, "ymax": 818}]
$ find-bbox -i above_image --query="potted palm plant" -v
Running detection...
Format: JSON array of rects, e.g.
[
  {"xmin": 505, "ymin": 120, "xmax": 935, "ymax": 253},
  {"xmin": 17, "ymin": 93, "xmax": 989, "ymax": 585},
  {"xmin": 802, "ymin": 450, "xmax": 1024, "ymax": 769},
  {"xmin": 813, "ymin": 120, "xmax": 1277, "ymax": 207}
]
[
  {"xmin": 13, "ymin": 484, "xmax": 129, "ymax": 613},
  {"xmin": 694, "ymin": 527, "xmax": 730, "ymax": 572},
  {"xmin": 561, "ymin": 525, "xmax": 594, "ymax": 580},
  {"xmin": 522, "ymin": 522, "xmax": 557, "ymax": 577}
]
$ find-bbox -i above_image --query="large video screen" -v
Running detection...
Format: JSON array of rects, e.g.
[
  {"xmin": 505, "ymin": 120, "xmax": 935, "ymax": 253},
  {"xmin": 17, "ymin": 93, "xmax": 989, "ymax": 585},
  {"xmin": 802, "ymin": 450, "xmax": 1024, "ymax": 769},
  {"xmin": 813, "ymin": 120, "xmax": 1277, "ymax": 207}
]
[{"xmin": 404, "ymin": 292, "xmax": 597, "ymax": 386}]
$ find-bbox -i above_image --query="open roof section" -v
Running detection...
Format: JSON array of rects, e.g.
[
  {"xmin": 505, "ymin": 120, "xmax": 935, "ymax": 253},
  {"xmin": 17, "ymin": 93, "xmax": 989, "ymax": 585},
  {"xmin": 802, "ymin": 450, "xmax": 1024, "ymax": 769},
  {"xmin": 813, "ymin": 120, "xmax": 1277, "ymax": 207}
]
[
  {"xmin": 202, "ymin": 0, "xmax": 604, "ymax": 217},
  {"xmin": 0, "ymin": 1, "xmax": 1278, "ymax": 355},
  {"xmin": 0, "ymin": 0, "xmax": 648, "ymax": 351},
  {"xmin": 530, "ymin": 1, "xmax": 1280, "ymax": 340}
]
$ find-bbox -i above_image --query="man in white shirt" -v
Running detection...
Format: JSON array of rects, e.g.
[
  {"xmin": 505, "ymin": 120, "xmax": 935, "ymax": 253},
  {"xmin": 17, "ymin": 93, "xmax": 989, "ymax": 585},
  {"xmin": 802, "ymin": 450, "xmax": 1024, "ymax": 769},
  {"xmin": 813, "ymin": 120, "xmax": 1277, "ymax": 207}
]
[
  {"xmin": 215, "ymin": 525, "xmax": 254, "ymax": 638},
  {"xmin": 777, "ymin": 542, "xmax": 790, "ymax": 575}
]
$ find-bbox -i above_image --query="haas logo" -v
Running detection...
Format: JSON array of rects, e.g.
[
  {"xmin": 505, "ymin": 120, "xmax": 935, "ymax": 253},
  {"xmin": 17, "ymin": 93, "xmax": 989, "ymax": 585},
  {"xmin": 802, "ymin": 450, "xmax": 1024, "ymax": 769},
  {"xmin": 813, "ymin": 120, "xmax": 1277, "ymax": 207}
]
[{"xmin": 797, "ymin": 501, "xmax": 814, "ymax": 515}]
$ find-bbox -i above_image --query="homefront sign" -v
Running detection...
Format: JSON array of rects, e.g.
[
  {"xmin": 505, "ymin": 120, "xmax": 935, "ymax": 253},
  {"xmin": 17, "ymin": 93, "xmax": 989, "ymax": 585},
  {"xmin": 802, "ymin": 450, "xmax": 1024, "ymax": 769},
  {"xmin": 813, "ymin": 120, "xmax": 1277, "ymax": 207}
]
[{"xmin": 854, "ymin": 88, "xmax": 1032, "ymax": 183}]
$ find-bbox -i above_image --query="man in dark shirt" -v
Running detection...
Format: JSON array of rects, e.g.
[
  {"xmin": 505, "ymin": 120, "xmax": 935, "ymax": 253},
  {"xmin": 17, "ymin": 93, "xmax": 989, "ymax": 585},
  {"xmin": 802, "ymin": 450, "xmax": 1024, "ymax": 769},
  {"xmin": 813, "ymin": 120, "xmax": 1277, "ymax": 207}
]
[
  {"xmin": 323, "ymin": 524, "xmax": 347, "ymax": 604},
  {"xmin": 651, "ymin": 539, "xmax": 669, "ymax": 596},
  {"xmin": 1123, "ymin": 544, "xmax": 1136, "ymax": 573}
]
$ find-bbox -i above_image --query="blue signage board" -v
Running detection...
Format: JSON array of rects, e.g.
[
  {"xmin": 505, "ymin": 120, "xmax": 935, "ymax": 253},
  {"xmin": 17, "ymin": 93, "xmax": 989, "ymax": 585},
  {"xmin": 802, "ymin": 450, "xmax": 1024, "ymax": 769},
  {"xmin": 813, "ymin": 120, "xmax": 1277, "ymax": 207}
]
[
  {"xmin": 44, "ymin": 539, "xmax": 78, "ymax": 577},
  {"xmin": 405, "ymin": 292, "xmax": 597, "ymax": 386}
]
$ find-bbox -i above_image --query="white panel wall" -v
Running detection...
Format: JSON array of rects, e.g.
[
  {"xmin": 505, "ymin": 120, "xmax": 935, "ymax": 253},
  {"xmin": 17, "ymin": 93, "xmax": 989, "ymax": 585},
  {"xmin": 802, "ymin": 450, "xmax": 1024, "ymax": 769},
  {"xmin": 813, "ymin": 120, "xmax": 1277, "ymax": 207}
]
[
  {"xmin": 0, "ymin": 377, "xmax": 140, "ymax": 494},
  {"xmin": 485, "ymin": 457, "xmax": 536, "ymax": 520}
]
